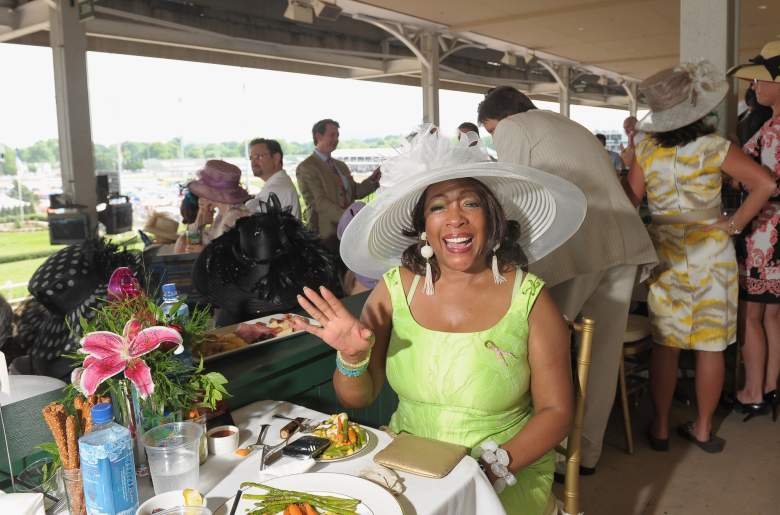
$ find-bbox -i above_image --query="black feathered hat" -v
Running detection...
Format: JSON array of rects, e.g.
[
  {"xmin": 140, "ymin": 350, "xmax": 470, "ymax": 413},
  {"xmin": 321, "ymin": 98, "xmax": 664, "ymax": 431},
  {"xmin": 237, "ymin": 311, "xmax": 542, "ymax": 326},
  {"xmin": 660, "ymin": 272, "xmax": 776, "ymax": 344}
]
[{"xmin": 193, "ymin": 194, "xmax": 339, "ymax": 325}]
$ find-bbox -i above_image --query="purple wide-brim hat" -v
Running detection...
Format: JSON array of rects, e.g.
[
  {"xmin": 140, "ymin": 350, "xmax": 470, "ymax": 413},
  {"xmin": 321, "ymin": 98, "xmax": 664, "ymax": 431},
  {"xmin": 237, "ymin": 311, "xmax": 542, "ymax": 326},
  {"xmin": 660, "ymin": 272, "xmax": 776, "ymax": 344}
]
[{"xmin": 188, "ymin": 159, "xmax": 251, "ymax": 205}]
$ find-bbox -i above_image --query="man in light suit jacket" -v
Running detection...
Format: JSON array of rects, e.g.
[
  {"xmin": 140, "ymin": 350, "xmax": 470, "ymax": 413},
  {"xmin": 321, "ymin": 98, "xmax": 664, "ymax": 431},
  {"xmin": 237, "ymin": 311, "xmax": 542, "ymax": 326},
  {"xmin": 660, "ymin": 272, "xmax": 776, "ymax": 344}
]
[
  {"xmin": 296, "ymin": 119, "xmax": 380, "ymax": 252},
  {"xmin": 478, "ymin": 87, "xmax": 657, "ymax": 477}
]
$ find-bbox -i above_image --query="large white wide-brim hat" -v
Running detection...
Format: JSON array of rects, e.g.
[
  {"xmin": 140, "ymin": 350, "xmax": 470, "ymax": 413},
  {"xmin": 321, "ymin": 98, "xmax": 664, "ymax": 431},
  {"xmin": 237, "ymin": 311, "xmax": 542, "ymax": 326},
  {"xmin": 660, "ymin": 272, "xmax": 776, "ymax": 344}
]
[
  {"xmin": 341, "ymin": 161, "xmax": 586, "ymax": 280},
  {"xmin": 637, "ymin": 61, "xmax": 729, "ymax": 133}
]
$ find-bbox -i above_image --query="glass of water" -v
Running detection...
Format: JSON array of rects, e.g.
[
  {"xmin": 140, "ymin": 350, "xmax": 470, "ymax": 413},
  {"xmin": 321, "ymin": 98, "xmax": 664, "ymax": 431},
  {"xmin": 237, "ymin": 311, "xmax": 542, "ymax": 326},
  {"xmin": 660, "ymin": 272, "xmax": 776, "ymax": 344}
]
[{"xmin": 142, "ymin": 422, "xmax": 203, "ymax": 495}]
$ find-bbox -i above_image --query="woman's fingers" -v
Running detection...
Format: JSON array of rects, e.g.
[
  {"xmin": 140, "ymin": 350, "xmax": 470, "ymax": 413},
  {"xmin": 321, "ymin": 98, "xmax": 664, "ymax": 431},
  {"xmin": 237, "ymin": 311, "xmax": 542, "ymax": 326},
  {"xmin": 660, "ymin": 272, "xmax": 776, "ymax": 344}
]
[
  {"xmin": 319, "ymin": 286, "xmax": 352, "ymax": 319},
  {"xmin": 291, "ymin": 315, "xmax": 326, "ymax": 340},
  {"xmin": 303, "ymin": 286, "xmax": 337, "ymax": 322},
  {"xmin": 297, "ymin": 293, "xmax": 327, "ymax": 324}
]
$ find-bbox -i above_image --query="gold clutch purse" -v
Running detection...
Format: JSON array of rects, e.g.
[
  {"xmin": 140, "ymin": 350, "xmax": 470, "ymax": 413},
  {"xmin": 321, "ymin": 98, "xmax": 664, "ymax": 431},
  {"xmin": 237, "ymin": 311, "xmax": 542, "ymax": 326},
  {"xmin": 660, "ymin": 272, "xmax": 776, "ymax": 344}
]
[{"xmin": 373, "ymin": 433, "xmax": 467, "ymax": 478}]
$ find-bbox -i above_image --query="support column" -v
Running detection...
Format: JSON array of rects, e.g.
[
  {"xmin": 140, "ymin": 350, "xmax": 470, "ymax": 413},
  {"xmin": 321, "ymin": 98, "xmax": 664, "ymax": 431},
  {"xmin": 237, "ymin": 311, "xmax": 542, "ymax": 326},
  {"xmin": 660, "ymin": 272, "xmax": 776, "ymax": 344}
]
[
  {"xmin": 628, "ymin": 83, "xmax": 638, "ymax": 117},
  {"xmin": 420, "ymin": 32, "xmax": 440, "ymax": 126},
  {"xmin": 680, "ymin": 0, "xmax": 738, "ymax": 137},
  {"xmin": 558, "ymin": 65, "xmax": 571, "ymax": 118},
  {"xmin": 50, "ymin": 0, "xmax": 97, "ymax": 230}
]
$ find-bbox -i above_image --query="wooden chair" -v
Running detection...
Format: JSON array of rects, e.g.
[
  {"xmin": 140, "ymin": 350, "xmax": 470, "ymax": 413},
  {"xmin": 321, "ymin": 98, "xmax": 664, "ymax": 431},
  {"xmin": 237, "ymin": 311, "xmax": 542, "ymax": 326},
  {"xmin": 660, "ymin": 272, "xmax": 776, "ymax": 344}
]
[
  {"xmin": 551, "ymin": 317, "xmax": 595, "ymax": 515},
  {"xmin": 617, "ymin": 314, "xmax": 652, "ymax": 454}
]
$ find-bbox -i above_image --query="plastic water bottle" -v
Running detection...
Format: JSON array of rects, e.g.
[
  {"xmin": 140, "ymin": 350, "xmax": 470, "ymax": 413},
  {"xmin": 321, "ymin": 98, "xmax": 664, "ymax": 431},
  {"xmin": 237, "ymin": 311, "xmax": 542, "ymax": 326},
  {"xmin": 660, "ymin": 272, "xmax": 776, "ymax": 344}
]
[
  {"xmin": 79, "ymin": 403, "xmax": 139, "ymax": 515},
  {"xmin": 160, "ymin": 283, "xmax": 189, "ymax": 322}
]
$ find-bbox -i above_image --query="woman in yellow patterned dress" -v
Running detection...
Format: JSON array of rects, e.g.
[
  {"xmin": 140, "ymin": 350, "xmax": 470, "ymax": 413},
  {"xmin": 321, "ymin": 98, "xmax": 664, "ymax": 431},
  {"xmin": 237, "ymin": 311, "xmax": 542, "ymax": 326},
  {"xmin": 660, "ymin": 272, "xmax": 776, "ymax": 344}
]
[{"xmin": 624, "ymin": 62, "xmax": 775, "ymax": 452}]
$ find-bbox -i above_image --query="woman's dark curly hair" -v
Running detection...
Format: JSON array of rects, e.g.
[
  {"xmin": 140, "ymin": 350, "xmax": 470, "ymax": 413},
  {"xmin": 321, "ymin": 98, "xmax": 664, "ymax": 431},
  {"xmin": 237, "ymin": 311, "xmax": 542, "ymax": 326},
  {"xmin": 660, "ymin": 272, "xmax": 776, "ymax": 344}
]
[
  {"xmin": 651, "ymin": 117, "xmax": 716, "ymax": 147},
  {"xmin": 401, "ymin": 178, "xmax": 525, "ymax": 282}
]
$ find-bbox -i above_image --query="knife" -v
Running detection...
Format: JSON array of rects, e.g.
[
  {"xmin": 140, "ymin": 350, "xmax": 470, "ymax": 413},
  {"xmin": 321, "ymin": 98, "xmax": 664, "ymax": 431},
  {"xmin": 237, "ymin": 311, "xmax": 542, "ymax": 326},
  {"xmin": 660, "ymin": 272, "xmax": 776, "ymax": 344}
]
[{"xmin": 228, "ymin": 488, "xmax": 242, "ymax": 515}]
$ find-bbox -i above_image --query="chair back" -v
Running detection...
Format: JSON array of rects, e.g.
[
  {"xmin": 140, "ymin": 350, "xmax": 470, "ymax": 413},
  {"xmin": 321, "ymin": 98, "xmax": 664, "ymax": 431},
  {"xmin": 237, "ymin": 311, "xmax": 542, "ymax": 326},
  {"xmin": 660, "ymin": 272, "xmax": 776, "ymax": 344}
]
[{"xmin": 556, "ymin": 317, "xmax": 595, "ymax": 515}]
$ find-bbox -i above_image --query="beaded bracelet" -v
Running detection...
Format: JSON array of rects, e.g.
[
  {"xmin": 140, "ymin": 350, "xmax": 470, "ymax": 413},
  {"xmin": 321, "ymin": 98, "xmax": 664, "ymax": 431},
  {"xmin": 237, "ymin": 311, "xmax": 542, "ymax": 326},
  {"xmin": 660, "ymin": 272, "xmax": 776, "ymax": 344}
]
[
  {"xmin": 336, "ymin": 349, "xmax": 372, "ymax": 377},
  {"xmin": 475, "ymin": 440, "xmax": 517, "ymax": 494}
]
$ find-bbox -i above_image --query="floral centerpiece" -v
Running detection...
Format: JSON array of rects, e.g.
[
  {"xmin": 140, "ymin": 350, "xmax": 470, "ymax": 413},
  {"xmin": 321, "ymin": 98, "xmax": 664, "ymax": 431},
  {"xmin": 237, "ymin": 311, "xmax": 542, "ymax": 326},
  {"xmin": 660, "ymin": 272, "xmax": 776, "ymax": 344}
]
[
  {"xmin": 39, "ymin": 267, "xmax": 229, "ymax": 480},
  {"xmin": 65, "ymin": 267, "xmax": 228, "ymax": 415}
]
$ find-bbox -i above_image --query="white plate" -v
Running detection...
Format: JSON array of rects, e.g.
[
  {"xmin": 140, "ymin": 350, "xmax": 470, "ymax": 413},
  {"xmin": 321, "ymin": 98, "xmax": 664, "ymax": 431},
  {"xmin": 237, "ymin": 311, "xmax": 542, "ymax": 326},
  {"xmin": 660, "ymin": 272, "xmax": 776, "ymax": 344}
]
[
  {"xmin": 315, "ymin": 424, "xmax": 377, "ymax": 463},
  {"xmin": 203, "ymin": 314, "xmax": 318, "ymax": 362},
  {"xmin": 214, "ymin": 472, "xmax": 403, "ymax": 515}
]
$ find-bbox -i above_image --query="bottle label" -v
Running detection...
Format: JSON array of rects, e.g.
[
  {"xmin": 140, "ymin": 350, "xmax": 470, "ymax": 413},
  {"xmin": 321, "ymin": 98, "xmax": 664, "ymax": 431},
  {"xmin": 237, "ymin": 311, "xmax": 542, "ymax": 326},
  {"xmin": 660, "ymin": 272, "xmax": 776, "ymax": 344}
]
[{"xmin": 80, "ymin": 430, "xmax": 139, "ymax": 515}]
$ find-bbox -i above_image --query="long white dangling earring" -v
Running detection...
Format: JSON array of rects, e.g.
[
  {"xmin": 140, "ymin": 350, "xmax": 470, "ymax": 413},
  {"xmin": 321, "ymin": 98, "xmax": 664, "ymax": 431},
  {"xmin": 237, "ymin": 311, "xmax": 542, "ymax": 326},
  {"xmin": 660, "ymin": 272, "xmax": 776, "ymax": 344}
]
[
  {"xmin": 420, "ymin": 232, "xmax": 435, "ymax": 295},
  {"xmin": 492, "ymin": 243, "xmax": 506, "ymax": 284}
]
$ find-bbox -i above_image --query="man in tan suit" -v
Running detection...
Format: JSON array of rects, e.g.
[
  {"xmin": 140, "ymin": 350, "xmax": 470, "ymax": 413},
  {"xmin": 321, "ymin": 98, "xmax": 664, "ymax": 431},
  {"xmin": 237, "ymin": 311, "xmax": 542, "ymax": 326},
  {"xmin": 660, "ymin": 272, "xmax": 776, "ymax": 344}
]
[
  {"xmin": 478, "ymin": 87, "xmax": 657, "ymax": 476},
  {"xmin": 296, "ymin": 119, "xmax": 380, "ymax": 252}
]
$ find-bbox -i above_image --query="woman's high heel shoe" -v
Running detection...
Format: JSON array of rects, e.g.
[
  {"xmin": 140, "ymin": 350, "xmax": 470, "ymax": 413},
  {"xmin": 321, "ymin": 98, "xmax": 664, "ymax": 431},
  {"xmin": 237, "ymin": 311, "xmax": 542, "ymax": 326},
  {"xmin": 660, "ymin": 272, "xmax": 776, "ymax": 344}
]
[
  {"xmin": 734, "ymin": 398, "xmax": 768, "ymax": 422},
  {"xmin": 764, "ymin": 390, "xmax": 778, "ymax": 422}
]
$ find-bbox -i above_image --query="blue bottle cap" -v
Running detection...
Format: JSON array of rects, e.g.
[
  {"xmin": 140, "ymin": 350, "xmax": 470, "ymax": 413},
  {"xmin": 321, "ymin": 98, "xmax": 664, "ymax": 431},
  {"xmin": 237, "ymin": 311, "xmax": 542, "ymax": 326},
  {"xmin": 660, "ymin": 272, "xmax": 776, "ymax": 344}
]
[
  {"xmin": 91, "ymin": 403, "xmax": 113, "ymax": 424},
  {"xmin": 162, "ymin": 283, "xmax": 178, "ymax": 298}
]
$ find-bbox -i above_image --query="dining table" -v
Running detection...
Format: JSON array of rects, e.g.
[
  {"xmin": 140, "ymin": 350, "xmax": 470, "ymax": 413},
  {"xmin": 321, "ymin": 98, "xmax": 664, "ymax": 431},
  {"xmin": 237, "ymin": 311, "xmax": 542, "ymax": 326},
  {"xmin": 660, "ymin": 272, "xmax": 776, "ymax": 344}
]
[{"xmin": 137, "ymin": 399, "xmax": 507, "ymax": 515}]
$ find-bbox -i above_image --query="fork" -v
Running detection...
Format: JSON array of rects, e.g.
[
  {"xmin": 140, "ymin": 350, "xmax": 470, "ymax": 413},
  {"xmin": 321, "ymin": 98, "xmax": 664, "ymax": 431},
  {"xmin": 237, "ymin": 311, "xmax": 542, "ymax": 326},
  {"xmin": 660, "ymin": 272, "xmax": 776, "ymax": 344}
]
[{"xmin": 272, "ymin": 414, "xmax": 321, "ymax": 432}]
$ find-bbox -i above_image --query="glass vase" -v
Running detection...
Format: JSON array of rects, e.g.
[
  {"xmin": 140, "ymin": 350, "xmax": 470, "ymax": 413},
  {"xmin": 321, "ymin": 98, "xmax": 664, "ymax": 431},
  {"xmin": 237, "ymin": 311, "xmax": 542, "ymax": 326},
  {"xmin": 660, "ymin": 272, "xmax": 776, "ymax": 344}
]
[
  {"xmin": 62, "ymin": 468, "xmax": 86, "ymax": 515},
  {"xmin": 15, "ymin": 458, "xmax": 66, "ymax": 514},
  {"xmin": 110, "ymin": 379, "xmax": 179, "ymax": 477}
]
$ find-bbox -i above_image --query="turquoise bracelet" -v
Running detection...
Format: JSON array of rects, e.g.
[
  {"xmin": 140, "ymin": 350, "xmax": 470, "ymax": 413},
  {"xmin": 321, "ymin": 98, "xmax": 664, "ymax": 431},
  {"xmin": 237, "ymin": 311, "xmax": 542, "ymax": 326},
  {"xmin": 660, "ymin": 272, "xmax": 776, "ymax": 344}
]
[{"xmin": 336, "ymin": 350, "xmax": 371, "ymax": 377}]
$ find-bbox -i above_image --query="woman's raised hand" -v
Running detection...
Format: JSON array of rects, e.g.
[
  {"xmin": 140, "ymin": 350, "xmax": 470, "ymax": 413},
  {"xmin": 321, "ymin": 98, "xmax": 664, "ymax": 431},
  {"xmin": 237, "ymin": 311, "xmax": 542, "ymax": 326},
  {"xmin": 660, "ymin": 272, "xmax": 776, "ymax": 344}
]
[{"xmin": 292, "ymin": 286, "xmax": 374, "ymax": 358}]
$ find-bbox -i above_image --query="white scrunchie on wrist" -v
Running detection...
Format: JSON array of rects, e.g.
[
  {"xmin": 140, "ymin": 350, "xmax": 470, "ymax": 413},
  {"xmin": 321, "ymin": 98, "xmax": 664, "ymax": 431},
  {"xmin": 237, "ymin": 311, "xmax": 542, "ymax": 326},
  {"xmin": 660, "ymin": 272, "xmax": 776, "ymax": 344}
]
[{"xmin": 476, "ymin": 440, "xmax": 517, "ymax": 494}]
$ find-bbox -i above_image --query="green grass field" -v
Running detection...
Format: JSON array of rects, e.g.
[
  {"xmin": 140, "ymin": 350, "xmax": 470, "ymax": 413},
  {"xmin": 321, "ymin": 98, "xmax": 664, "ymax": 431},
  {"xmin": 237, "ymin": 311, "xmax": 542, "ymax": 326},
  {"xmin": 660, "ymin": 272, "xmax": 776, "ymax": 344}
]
[
  {"xmin": 0, "ymin": 230, "xmax": 64, "ymax": 259},
  {"xmin": 0, "ymin": 257, "xmax": 47, "ymax": 300}
]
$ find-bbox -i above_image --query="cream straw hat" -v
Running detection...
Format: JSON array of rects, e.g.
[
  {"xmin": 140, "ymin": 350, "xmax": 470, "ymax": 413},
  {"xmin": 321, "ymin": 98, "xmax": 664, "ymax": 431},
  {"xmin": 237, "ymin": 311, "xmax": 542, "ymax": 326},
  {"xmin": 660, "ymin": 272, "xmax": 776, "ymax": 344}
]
[{"xmin": 637, "ymin": 61, "xmax": 729, "ymax": 133}]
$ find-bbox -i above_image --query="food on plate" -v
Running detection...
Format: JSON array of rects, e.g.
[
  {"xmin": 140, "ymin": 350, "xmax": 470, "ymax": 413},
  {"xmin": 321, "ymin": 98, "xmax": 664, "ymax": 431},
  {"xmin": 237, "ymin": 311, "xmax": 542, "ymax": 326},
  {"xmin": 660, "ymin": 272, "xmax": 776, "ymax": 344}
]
[
  {"xmin": 283, "ymin": 504, "xmax": 318, "ymax": 515},
  {"xmin": 149, "ymin": 489, "xmax": 204, "ymax": 513},
  {"xmin": 198, "ymin": 315, "xmax": 301, "ymax": 358},
  {"xmin": 311, "ymin": 413, "xmax": 367, "ymax": 460},
  {"xmin": 266, "ymin": 314, "xmax": 297, "ymax": 336},
  {"xmin": 199, "ymin": 332, "xmax": 248, "ymax": 357},
  {"xmin": 240, "ymin": 482, "xmax": 360, "ymax": 515},
  {"xmin": 234, "ymin": 447, "xmax": 251, "ymax": 457},
  {"xmin": 235, "ymin": 321, "xmax": 279, "ymax": 342},
  {"xmin": 183, "ymin": 488, "xmax": 203, "ymax": 507}
]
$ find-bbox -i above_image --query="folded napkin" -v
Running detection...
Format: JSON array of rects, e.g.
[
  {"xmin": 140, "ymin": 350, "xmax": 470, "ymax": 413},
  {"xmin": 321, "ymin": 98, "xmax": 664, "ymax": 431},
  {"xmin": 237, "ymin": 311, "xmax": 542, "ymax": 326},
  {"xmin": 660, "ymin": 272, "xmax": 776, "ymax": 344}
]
[
  {"xmin": 258, "ymin": 457, "xmax": 316, "ymax": 481},
  {"xmin": 358, "ymin": 464, "xmax": 404, "ymax": 495},
  {"xmin": 0, "ymin": 492, "xmax": 45, "ymax": 515}
]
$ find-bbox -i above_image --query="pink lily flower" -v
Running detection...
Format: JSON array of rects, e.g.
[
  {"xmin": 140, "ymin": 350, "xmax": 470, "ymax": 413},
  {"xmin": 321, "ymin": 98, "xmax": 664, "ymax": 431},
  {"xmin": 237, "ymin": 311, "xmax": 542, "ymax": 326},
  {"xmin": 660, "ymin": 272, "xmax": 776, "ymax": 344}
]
[{"xmin": 77, "ymin": 318, "xmax": 183, "ymax": 398}]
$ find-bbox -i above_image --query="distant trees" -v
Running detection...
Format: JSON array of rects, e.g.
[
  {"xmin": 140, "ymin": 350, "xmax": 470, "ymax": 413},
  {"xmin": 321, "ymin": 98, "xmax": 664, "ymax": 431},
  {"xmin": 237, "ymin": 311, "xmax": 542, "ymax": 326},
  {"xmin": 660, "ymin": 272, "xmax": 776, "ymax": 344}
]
[{"xmin": 3, "ymin": 135, "xmax": 408, "ymax": 172}]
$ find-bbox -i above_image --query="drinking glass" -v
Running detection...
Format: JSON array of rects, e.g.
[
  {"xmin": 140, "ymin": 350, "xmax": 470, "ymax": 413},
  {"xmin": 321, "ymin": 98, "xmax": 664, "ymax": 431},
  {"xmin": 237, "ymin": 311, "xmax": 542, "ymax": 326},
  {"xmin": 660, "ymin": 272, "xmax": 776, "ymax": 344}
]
[{"xmin": 142, "ymin": 422, "xmax": 202, "ymax": 495}]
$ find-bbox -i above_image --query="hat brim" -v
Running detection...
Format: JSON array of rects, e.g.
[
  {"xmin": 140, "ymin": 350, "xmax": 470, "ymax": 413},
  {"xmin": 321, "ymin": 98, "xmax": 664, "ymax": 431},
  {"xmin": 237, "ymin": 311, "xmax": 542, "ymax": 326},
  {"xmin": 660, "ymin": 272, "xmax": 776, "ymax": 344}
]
[
  {"xmin": 144, "ymin": 227, "xmax": 179, "ymax": 243},
  {"xmin": 636, "ymin": 82, "xmax": 729, "ymax": 132},
  {"xmin": 188, "ymin": 181, "xmax": 251, "ymax": 205},
  {"xmin": 340, "ymin": 162, "xmax": 586, "ymax": 280},
  {"xmin": 729, "ymin": 63, "xmax": 779, "ymax": 83}
]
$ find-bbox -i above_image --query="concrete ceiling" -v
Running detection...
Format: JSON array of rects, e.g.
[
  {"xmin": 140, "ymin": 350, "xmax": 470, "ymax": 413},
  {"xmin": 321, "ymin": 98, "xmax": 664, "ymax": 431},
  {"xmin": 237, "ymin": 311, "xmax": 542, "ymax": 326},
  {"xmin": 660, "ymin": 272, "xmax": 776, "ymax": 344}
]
[
  {"xmin": 2, "ymin": 0, "xmax": 771, "ymax": 111},
  {"xmin": 358, "ymin": 0, "xmax": 778, "ymax": 79}
]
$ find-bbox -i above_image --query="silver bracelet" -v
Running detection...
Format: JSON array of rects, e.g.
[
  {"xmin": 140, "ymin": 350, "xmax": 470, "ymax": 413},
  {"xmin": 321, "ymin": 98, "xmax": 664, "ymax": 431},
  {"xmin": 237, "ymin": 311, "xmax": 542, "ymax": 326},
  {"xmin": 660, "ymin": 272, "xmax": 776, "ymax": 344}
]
[{"xmin": 475, "ymin": 440, "xmax": 516, "ymax": 494}]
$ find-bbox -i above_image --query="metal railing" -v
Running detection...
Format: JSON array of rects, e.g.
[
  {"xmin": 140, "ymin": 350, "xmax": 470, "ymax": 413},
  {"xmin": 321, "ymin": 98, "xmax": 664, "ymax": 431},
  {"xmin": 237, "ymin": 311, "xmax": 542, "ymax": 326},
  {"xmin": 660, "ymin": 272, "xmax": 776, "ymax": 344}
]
[{"xmin": 2, "ymin": 281, "xmax": 30, "ymax": 307}]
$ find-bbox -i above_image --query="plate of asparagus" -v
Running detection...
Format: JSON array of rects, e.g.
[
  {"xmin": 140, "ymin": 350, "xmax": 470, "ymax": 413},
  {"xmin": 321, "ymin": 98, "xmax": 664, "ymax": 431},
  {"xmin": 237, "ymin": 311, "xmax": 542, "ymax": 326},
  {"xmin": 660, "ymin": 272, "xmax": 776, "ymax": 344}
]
[{"xmin": 215, "ymin": 473, "xmax": 403, "ymax": 515}]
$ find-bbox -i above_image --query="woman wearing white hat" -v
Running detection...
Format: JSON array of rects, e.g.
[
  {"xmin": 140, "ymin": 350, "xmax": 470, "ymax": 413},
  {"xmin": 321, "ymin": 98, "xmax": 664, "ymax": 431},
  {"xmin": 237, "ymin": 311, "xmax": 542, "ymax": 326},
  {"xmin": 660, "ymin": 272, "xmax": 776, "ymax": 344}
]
[
  {"xmin": 728, "ymin": 41, "xmax": 780, "ymax": 421},
  {"xmin": 624, "ymin": 61, "xmax": 776, "ymax": 452},
  {"xmin": 293, "ymin": 129, "xmax": 586, "ymax": 514}
]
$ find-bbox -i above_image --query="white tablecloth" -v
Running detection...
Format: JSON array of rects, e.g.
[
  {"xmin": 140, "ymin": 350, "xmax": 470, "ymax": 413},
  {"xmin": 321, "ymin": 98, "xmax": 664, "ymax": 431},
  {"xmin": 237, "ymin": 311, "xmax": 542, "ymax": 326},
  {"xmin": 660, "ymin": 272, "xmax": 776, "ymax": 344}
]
[{"xmin": 168, "ymin": 400, "xmax": 506, "ymax": 515}]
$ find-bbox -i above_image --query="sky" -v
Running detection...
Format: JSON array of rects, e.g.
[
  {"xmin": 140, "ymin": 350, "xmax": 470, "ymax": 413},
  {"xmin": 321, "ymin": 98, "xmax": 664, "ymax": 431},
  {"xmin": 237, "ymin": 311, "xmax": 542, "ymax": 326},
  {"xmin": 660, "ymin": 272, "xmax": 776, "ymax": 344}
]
[{"xmin": 0, "ymin": 42, "xmax": 638, "ymax": 148}]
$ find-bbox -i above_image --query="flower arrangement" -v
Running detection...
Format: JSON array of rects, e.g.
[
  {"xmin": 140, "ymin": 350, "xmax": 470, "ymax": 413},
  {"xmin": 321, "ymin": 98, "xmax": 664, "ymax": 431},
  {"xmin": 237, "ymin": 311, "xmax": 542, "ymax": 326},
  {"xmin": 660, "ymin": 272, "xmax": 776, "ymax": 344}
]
[{"xmin": 63, "ymin": 267, "xmax": 229, "ymax": 422}]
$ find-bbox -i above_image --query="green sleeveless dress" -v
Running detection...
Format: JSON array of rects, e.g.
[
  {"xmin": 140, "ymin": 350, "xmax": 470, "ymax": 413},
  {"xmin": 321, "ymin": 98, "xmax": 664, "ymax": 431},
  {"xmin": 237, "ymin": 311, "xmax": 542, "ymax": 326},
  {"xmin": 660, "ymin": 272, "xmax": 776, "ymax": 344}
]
[{"xmin": 383, "ymin": 266, "xmax": 554, "ymax": 515}]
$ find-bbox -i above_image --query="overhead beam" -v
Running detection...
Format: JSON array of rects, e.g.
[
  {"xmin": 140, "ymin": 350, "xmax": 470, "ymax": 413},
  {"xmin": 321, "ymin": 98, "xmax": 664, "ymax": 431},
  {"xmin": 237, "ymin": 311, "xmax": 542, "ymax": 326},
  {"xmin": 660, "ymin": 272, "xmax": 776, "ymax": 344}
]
[
  {"xmin": 83, "ymin": 17, "xmax": 385, "ymax": 72},
  {"xmin": 528, "ymin": 82, "xmax": 560, "ymax": 95},
  {"xmin": 448, "ymin": 0, "xmax": 634, "ymax": 31},
  {"xmin": 350, "ymin": 57, "xmax": 421, "ymax": 80},
  {"xmin": 0, "ymin": 0, "xmax": 49, "ymax": 43}
]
